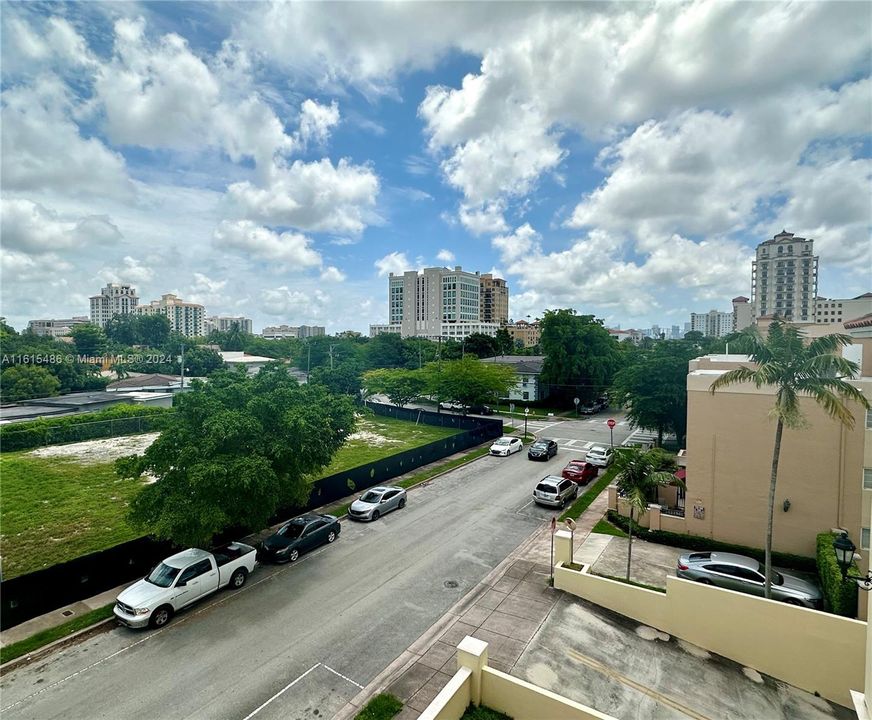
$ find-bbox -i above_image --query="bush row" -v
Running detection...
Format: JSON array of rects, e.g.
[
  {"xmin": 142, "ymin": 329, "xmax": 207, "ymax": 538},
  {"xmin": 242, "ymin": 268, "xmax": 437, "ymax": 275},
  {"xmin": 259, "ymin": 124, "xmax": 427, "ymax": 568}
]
[
  {"xmin": 815, "ymin": 531, "xmax": 858, "ymax": 617},
  {"xmin": 1, "ymin": 404, "xmax": 175, "ymax": 452},
  {"xmin": 604, "ymin": 510, "xmax": 817, "ymax": 573}
]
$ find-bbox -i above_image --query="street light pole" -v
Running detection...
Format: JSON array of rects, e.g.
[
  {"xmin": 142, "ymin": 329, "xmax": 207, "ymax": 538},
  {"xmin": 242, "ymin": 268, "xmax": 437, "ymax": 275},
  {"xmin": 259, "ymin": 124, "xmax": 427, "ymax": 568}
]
[{"xmin": 524, "ymin": 407, "xmax": 529, "ymax": 439}]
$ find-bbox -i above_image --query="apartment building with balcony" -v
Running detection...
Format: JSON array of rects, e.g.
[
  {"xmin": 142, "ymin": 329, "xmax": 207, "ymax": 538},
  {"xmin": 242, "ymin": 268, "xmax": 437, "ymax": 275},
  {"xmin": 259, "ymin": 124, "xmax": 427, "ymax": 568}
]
[
  {"xmin": 89, "ymin": 283, "xmax": 139, "ymax": 328},
  {"xmin": 506, "ymin": 319, "xmax": 541, "ymax": 348},
  {"xmin": 751, "ymin": 230, "xmax": 818, "ymax": 322},
  {"xmin": 690, "ymin": 309, "xmax": 733, "ymax": 338},
  {"xmin": 479, "ymin": 273, "xmax": 508, "ymax": 325},
  {"xmin": 204, "ymin": 315, "xmax": 253, "ymax": 335},
  {"xmin": 134, "ymin": 293, "xmax": 204, "ymax": 337}
]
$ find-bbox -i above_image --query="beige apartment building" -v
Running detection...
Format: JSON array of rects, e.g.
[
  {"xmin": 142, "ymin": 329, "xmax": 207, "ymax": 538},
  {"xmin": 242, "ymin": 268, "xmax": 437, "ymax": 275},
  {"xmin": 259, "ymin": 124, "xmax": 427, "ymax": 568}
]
[
  {"xmin": 479, "ymin": 273, "xmax": 508, "ymax": 325},
  {"xmin": 135, "ymin": 293, "xmax": 205, "ymax": 337},
  {"xmin": 506, "ymin": 319, "xmax": 540, "ymax": 348}
]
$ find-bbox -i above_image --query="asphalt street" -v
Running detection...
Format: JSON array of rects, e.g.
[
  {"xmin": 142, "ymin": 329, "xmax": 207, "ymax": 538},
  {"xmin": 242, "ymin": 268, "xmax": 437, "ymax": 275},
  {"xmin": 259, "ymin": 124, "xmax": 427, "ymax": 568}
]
[{"xmin": 0, "ymin": 413, "xmax": 631, "ymax": 720}]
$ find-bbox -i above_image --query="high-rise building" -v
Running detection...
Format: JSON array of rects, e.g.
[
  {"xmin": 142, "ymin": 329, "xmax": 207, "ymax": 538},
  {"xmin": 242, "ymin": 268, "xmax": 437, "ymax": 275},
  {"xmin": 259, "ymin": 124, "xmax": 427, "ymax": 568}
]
[
  {"xmin": 135, "ymin": 293, "xmax": 204, "ymax": 337},
  {"xmin": 204, "ymin": 316, "xmax": 253, "ymax": 335},
  {"xmin": 479, "ymin": 274, "xmax": 509, "ymax": 325},
  {"xmin": 28, "ymin": 316, "xmax": 91, "ymax": 337},
  {"xmin": 261, "ymin": 324, "xmax": 325, "ymax": 339},
  {"xmin": 89, "ymin": 283, "xmax": 139, "ymax": 328},
  {"xmin": 814, "ymin": 293, "xmax": 872, "ymax": 325},
  {"xmin": 670, "ymin": 325, "xmax": 681, "ymax": 340},
  {"xmin": 372, "ymin": 266, "xmax": 502, "ymax": 340},
  {"xmin": 751, "ymin": 231, "xmax": 818, "ymax": 322},
  {"xmin": 690, "ymin": 310, "xmax": 733, "ymax": 338},
  {"xmin": 731, "ymin": 296, "xmax": 752, "ymax": 332}
]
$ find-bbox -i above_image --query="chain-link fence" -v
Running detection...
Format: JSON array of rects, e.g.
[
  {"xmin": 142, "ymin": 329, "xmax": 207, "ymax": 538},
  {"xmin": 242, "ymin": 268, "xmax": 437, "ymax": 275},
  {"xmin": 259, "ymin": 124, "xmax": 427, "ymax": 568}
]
[{"xmin": 1, "ymin": 412, "xmax": 177, "ymax": 452}]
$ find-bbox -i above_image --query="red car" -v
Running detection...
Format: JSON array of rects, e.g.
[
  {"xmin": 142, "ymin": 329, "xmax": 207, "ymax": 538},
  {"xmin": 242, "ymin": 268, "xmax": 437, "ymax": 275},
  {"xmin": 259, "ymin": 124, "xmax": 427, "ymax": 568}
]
[{"xmin": 562, "ymin": 460, "xmax": 598, "ymax": 486}]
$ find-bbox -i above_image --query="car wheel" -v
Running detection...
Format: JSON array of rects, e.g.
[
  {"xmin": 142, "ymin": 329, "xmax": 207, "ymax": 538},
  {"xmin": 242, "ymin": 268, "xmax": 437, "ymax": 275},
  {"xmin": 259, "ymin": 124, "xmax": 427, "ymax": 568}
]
[
  {"xmin": 230, "ymin": 568, "xmax": 247, "ymax": 589},
  {"xmin": 372, "ymin": 510, "xmax": 380, "ymax": 521},
  {"xmin": 398, "ymin": 498, "xmax": 406, "ymax": 509},
  {"xmin": 289, "ymin": 548, "xmax": 300, "ymax": 562},
  {"xmin": 150, "ymin": 605, "xmax": 173, "ymax": 629},
  {"xmin": 327, "ymin": 530, "xmax": 337, "ymax": 543}
]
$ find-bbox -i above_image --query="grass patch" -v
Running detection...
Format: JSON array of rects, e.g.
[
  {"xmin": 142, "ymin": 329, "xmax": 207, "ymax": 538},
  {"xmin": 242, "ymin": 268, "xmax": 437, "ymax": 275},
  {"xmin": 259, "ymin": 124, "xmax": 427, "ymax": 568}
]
[
  {"xmin": 0, "ymin": 602, "xmax": 115, "ymax": 665},
  {"xmin": 559, "ymin": 466, "xmax": 617, "ymax": 522},
  {"xmin": 461, "ymin": 704, "xmax": 513, "ymax": 720},
  {"xmin": 317, "ymin": 413, "xmax": 461, "ymax": 477},
  {"xmin": 0, "ymin": 454, "xmax": 146, "ymax": 579},
  {"xmin": 592, "ymin": 518, "xmax": 628, "ymax": 537},
  {"xmin": 354, "ymin": 693, "xmax": 403, "ymax": 720}
]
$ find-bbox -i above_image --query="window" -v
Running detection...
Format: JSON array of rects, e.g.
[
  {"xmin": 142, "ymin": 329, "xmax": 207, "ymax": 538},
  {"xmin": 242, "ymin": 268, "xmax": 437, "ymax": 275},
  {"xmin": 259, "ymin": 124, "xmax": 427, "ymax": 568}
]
[
  {"xmin": 864, "ymin": 469, "xmax": 872, "ymax": 490},
  {"xmin": 866, "ymin": 409, "xmax": 872, "ymax": 430},
  {"xmin": 863, "ymin": 528, "xmax": 871, "ymax": 551}
]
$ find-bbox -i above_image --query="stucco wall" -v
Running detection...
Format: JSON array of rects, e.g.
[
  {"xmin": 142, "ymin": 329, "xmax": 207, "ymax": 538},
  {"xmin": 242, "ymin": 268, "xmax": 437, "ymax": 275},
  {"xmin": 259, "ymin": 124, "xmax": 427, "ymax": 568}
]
[{"xmin": 418, "ymin": 667, "xmax": 471, "ymax": 720}]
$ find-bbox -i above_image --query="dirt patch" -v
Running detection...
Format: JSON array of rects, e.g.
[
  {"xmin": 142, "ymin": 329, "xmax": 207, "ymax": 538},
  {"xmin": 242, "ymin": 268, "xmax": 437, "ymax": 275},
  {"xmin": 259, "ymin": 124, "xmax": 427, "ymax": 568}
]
[
  {"xmin": 28, "ymin": 433, "xmax": 160, "ymax": 464},
  {"xmin": 345, "ymin": 430, "xmax": 402, "ymax": 447}
]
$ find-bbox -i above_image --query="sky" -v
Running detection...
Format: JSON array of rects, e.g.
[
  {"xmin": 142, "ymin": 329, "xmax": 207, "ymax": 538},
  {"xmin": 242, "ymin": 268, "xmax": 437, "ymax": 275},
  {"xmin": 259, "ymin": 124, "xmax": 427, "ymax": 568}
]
[{"xmin": 1, "ymin": 1, "xmax": 870, "ymax": 335}]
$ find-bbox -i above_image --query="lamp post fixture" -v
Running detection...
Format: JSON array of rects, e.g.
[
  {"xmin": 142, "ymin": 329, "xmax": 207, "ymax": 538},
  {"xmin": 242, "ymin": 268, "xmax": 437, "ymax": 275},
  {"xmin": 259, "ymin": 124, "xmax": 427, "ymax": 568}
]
[
  {"xmin": 833, "ymin": 533, "xmax": 872, "ymax": 591},
  {"xmin": 524, "ymin": 407, "xmax": 530, "ymax": 440}
]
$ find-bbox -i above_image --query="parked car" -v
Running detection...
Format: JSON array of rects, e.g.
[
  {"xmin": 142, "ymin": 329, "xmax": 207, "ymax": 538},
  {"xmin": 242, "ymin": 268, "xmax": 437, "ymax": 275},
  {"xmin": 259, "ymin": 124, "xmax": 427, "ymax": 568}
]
[
  {"xmin": 578, "ymin": 403, "xmax": 599, "ymax": 415},
  {"xmin": 676, "ymin": 551, "xmax": 823, "ymax": 609},
  {"xmin": 528, "ymin": 438, "xmax": 558, "ymax": 460},
  {"xmin": 533, "ymin": 475, "xmax": 578, "ymax": 508},
  {"xmin": 348, "ymin": 486, "xmax": 407, "ymax": 521},
  {"xmin": 114, "ymin": 542, "xmax": 257, "ymax": 629},
  {"xmin": 439, "ymin": 402, "xmax": 466, "ymax": 412},
  {"xmin": 596, "ymin": 395, "xmax": 610, "ymax": 410},
  {"xmin": 259, "ymin": 513, "xmax": 341, "ymax": 563},
  {"xmin": 467, "ymin": 404, "xmax": 494, "ymax": 416},
  {"xmin": 562, "ymin": 460, "xmax": 598, "ymax": 485},
  {"xmin": 585, "ymin": 445, "xmax": 614, "ymax": 467},
  {"xmin": 489, "ymin": 436, "xmax": 523, "ymax": 456}
]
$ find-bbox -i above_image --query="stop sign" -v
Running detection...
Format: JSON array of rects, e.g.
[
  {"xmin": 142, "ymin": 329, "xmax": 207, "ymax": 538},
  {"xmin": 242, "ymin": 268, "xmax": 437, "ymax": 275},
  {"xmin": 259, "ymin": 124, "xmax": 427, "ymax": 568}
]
[{"xmin": 607, "ymin": 418, "xmax": 616, "ymax": 429}]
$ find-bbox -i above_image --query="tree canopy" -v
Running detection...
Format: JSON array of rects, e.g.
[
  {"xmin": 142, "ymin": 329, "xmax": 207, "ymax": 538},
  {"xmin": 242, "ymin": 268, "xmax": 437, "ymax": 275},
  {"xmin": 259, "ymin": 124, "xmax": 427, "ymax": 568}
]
[
  {"xmin": 1, "ymin": 365, "xmax": 61, "ymax": 401},
  {"xmin": 424, "ymin": 356, "xmax": 517, "ymax": 409},
  {"xmin": 118, "ymin": 366, "xmax": 356, "ymax": 546},
  {"xmin": 362, "ymin": 368, "xmax": 428, "ymax": 407}
]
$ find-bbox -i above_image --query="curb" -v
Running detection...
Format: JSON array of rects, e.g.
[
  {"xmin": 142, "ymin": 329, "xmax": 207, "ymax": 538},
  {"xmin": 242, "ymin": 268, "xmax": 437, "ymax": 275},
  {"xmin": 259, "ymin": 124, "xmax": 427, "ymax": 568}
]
[{"xmin": 0, "ymin": 617, "xmax": 116, "ymax": 674}]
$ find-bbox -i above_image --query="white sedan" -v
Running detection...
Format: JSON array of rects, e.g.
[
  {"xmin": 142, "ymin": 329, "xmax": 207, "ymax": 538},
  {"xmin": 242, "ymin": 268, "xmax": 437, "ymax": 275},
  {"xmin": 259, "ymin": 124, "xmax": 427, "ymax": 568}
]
[
  {"xmin": 585, "ymin": 445, "xmax": 614, "ymax": 467},
  {"xmin": 489, "ymin": 436, "xmax": 523, "ymax": 456}
]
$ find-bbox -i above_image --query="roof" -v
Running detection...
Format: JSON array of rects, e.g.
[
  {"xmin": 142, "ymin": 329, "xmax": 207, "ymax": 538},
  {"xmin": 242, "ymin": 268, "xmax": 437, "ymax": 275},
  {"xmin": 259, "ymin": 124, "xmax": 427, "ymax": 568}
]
[
  {"xmin": 855, "ymin": 293, "xmax": 872, "ymax": 299},
  {"xmin": 107, "ymin": 373, "xmax": 182, "ymax": 390},
  {"xmin": 732, "ymin": 296, "xmax": 749, "ymax": 303},
  {"xmin": 539, "ymin": 475, "xmax": 565, "ymax": 485},
  {"xmin": 14, "ymin": 391, "xmax": 123, "ymax": 407},
  {"xmin": 844, "ymin": 313, "xmax": 872, "ymax": 329},
  {"xmin": 220, "ymin": 351, "xmax": 276, "ymax": 363},
  {"xmin": 482, "ymin": 355, "xmax": 544, "ymax": 373},
  {"xmin": 692, "ymin": 552, "xmax": 759, "ymax": 570}
]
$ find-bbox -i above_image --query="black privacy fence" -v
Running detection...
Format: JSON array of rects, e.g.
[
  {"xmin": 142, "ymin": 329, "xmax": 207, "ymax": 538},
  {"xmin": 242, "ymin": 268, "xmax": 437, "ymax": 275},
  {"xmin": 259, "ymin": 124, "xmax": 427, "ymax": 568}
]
[{"xmin": 0, "ymin": 403, "xmax": 502, "ymax": 630}]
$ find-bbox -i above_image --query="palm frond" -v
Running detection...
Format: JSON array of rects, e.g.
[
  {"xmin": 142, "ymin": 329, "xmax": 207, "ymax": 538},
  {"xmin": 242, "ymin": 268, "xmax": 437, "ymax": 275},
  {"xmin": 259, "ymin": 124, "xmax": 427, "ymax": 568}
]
[
  {"xmin": 806, "ymin": 333, "xmax": 854, "ymax": 357},
  {"xmin": 800, "ymin": 353, "xmax": 860, "ymax": 380},
  {"xmin": 709, "ymin": 366, "xmax": 758, "ymax": 393}
]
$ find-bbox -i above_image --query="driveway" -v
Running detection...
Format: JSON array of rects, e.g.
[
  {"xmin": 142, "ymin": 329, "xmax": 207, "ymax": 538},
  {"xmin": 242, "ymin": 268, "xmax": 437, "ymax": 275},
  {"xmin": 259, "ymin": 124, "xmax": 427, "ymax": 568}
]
[{"xmin": 589, "ymin": 534, "xmax": 688, "ymax": 589}]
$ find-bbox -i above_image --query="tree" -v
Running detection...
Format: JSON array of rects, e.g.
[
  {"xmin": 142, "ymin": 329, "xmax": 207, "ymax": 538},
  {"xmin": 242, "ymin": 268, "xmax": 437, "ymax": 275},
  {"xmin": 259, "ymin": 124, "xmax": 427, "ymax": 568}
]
[
  {"xmin": 539, "ymin": 309, "xmax": 620, "ymax": 406},
  {"xmin": 494, "ymin": 327, "xmax": 514, "ymax": 355},
  {"xmin": 365, "ymin": 333, "xmax": 407, "ymax": 369},
  {"xmin": 138, "ymin": 315, "xmax": 171, "ymax": 348},
  {"xmin": 424, "ymin": 357, "xmax": 516, "ymax": 411},
  {"xmin": 182, "ymin": 346, "xmax": 224, "ymax": 377},
  {"xmin": 611, "ymin": 341, "xmax": 699, "ymax": 447},
  {"xmin": 119, "ymin": 366, "xmax": 356, "ymax": 546},
  {"xmin": 1, "ymin": 365, "xmax": 61, "ymax": 401},
  {"xmin": 463, "ymin": 332, "xmax": 499, "ymax": 359},
  {"xmin": 614, "ymin": 448, "xmax": 676, "ymax": 580},
  {"xmin": 310, "ymin": 360, "xmax": 363, "ymax": 398},
  {"xmin": 710, "ymin": 321, "xmax": 869, "ymax": 600},
  {"xmin": 70, "ymin": 323, "xmax": 107, "ymax": 356},
  {"xmin": 363, "ymin": 368, "xmax": 427, "ymax": 407}
]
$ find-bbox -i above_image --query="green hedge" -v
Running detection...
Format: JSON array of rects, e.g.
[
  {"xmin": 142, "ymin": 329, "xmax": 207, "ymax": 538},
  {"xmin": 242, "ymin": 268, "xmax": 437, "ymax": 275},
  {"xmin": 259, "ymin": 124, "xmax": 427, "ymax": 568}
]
[
  {"xmin": 816, "ymin": 532, "xmax": 858, "ymax": 617},
  {"xmin": 605, "ymin": 510, "xmax": 817, "ymax": 573},
  {"xmin": 559, "ymin": 466, "xmax": 618, "ymax": 521},
  {"xmin": 0, "ymin": 404, "xmax": 175, "ymax": 452}
]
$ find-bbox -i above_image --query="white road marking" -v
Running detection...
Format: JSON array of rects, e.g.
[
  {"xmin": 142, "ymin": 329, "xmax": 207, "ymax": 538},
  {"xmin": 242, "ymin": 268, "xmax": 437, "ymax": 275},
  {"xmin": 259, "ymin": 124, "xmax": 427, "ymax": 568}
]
[
  {"xmin": 562, "ymin": 439, "xmax": 578, "ymax": 447},
  {"xmin": 321, "ymin": 663, "xmax": 364, "ymax": 689},
  {"xmin": 241, "ymin": 663, "xmax": 321, "ymax": 720},
  {"xmin": 583, "ymin": 442, "xmax": 594, "ymax": 449}
]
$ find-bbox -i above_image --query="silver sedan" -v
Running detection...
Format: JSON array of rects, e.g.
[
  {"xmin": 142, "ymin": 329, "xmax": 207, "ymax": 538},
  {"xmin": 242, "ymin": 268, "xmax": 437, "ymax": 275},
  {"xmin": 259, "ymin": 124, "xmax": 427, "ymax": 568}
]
[{"xmin": 347, "ymin": 486, "xmax": 407, "ymax": 521}]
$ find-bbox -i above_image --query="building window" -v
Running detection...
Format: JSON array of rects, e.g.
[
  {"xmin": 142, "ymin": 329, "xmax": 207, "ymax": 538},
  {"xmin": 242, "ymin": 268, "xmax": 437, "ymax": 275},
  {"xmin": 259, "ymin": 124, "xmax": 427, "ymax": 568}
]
[
  {"xmin": 866, "ymin": 409, "xmax": 872, "ymax": 430},
  {"xmin": 865, "ymin": 469, "xmax": 872, "ymax": 490},
  {"xmin": 863, "ymin": 528, "xmax": 871, "ymax": 551}
]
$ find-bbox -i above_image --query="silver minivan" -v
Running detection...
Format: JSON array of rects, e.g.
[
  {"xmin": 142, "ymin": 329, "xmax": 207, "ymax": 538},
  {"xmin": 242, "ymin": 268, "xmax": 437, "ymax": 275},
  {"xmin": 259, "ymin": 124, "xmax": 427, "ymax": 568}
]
[{"xmin": 533, "ymin": 475, "xmax": 578, "ymax": 508}]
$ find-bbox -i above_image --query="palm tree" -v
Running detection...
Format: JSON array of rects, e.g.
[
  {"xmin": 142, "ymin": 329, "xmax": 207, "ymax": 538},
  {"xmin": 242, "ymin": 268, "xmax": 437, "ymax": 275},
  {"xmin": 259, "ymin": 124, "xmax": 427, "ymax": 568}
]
[
  {"xmin": 710, "ymin": 320, "xmax": 869, "ymax": 599},
  {"xmin": 614, "ymin": 448, "xmax": 676, "ymax": 580}
]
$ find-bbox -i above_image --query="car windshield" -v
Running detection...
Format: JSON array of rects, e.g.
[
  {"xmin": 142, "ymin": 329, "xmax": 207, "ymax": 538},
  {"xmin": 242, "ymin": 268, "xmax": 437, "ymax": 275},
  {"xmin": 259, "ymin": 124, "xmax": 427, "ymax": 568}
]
[
  {"xmin": 278, "ymin": 522, "xmax": 305, "ymax": 538},
  {"xmin": 756, "ymin": 562, "xmax": 785, "ymax": 585},
  {"xmin": 361, "ymin": 491, "xmax": 382, "ymax": 503},
  {"xmin": 589, "ymin": 447, "xmax": 605, "ymax": 455},
  {"xmin": 146, "ymin": 563, "xmax": 181, "ymax": 588},
  {"xmin": 532, "ymin": 442, "xmax": 547, "ymax": 449}
]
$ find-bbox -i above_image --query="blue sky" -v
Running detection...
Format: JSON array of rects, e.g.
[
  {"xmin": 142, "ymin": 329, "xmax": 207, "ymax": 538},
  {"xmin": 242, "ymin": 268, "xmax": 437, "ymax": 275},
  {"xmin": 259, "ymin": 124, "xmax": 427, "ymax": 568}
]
[{"xmin": 2, "ymin": 1, "xmax": 870, "ymax": 334}]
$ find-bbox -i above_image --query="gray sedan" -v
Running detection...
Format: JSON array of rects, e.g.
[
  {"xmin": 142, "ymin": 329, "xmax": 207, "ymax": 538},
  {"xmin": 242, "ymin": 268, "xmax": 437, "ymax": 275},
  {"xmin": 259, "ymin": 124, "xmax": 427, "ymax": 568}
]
[
  {"xmin": 676, "ymin": 551, "xmax": 822, "ymax": 608},
  {"xmin": 348, "ymin": 486, "xmax": 407, "ymax": 521}
]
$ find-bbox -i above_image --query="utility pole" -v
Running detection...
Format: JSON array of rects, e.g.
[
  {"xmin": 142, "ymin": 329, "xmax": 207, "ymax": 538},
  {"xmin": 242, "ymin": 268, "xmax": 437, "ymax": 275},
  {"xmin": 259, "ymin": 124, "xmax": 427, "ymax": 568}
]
[
  {"xmin": 306, "ymin": 342, "xmax": 311, "ymax": 382},
  {"xmin": 329, "ymin": 344, "xmax": 336, "ymax": 370},
  {"xmin": 179, "ymin": 343, "xmax": 186, "ymax": 390}
]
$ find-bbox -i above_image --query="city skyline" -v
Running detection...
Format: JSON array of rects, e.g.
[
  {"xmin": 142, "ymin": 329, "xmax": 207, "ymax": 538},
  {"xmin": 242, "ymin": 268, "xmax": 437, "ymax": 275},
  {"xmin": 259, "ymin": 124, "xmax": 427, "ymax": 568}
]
[{"xmin": 2, "ymin": 3, "xmax": 869, "ymax": 334}]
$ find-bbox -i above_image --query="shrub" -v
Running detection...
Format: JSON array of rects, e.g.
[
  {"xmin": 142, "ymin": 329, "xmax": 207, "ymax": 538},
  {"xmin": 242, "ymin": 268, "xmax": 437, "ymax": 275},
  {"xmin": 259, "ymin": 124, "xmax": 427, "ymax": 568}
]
[
  {"xmin": 605, "ymin": 510, "xmax": 817, "ymax": 573},
  {"xmin": 355, "ymin": 693, "xmax": 403, "ymax": 720},
  {"xmin": 0, "ymin": 405, "xmax": 174, "ymax": 452},
  {"xmin": 816, "ymin": 532, "xmax": 858, "ymax": 617}
]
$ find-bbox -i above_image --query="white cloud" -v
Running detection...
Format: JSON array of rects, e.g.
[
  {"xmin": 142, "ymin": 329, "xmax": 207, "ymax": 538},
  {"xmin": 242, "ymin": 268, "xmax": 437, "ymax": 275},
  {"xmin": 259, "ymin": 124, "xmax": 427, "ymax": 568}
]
[
  {"xmin": 297, "ymin": 99, "xmax": 340, "ymax": 148},
  {"xmin": 436, "ymin": 249, "xmax": 455, "ymax": 263},
  {"xmin": 213, "ymin": 219, "xmax": 322, "ymax": 267},
  {"xmin": 320, "ymin": 266, "xmax": 346, "ymax": 282},
  {"xmin": 261, "ymin": 286, "xmax": 331, "ymax": 318},
  {"xmin": 491, "ymin": 224, "xmax": 541, "ymax": 263},
  {"xmin": 97, "ymin": 256, "xmax": 154, "ymax": 285},
  {"xmin": 227, "ymin": 158, "xmax": 379, "ymax": 234},
  {"xmin": 458, "ymin": 201, "xmax": 509, "ymax": 235},
  {"xmin": 1, "ymin": 198, "xmax": 123, "ymax": 254},
  {"xmin": 375, "ymin": 251, "xmax": 410, "ymax": 277}
]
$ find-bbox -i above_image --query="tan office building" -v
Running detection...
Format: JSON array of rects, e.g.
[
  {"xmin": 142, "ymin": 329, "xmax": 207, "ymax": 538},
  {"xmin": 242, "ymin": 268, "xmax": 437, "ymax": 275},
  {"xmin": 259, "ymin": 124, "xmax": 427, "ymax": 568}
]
[
  {"xmin": 135, "ymin": 293, "xmax": 205, "ymax": 337},
  {"xmin": 479, "ymin": 273, "xmax": 508, "ymax": 325},
  {"xmin": 506, "ymin": 320, "xmax": 541, "ymax": 348}
]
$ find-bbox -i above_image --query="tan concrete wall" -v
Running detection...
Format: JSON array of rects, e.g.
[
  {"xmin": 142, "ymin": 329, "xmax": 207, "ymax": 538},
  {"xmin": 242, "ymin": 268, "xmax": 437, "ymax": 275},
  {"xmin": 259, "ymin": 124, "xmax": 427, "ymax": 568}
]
[
  {"xmin": 481, "ymin": 667, "xmax": 616, "ymax": 720},
  {"xmin": 684, "ymin": 371, "xmax": 869, "ymax": 557},
  {"xmin": 417, "ymin": 667, "xmax": 471, "ymax": 720},
  {"xmin": 660, "ymin": 514, "xmax": 689, "ymax": 534},
  {"xmin": 554, "ymin": 555, "xmax": 865, "ymax": 708}
]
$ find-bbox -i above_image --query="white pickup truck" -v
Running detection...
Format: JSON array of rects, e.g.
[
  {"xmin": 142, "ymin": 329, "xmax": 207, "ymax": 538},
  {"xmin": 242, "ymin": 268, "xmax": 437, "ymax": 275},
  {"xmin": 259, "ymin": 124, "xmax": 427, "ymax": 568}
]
[{"xmin": 114, "ymin": 542, "xmax": 257, "ymax": 629}]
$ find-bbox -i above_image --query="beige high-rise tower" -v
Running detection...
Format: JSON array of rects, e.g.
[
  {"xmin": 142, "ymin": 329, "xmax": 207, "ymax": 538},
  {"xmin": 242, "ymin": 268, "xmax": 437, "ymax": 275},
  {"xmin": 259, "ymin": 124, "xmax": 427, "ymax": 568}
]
[
  {"xmin": 479, "ymin": 273, "xmax": 508, "ymax": 325},
  {"xmin": 751, "ymin": 231, "xmax": 818, "ymax": 322}
]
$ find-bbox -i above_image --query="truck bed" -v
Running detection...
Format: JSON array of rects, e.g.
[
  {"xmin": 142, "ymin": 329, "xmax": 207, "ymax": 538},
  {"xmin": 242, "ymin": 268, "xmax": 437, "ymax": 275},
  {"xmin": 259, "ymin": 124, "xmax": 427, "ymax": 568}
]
[{"xmin": 213, "ymin": 542, "xmax": 256, "ymax": 567}]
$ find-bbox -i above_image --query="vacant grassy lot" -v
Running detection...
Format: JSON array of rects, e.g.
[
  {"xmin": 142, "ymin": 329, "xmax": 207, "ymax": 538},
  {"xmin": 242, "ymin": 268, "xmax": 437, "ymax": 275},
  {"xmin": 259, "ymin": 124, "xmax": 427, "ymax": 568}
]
[
  {"xmin": 0, "ymin": 454, "xmax": 146, "ymax": 579},
  {"xmin": 1, "ymin": 413, "xmax": 463, "ymax": 578}
]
